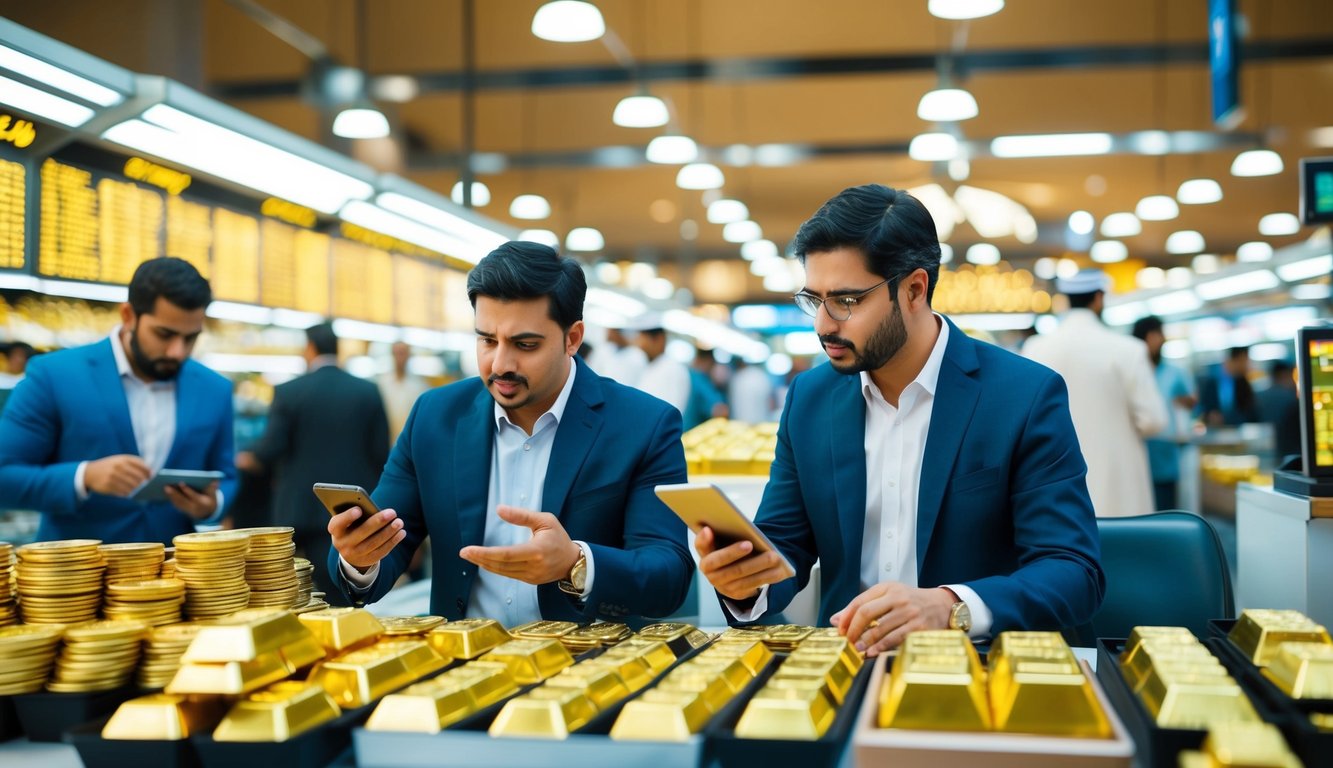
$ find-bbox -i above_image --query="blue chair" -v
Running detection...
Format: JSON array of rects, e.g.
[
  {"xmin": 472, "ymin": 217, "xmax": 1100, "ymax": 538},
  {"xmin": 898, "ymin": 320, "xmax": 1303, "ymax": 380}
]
[{"xmin": 1073, "ymin": 511, "xmax": 1235, "ymax": 645}]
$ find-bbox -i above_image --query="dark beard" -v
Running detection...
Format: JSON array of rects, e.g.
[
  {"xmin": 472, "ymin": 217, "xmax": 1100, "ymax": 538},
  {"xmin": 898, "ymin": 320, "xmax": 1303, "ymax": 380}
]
[
  {"xmin": 821, "ymin": 301, "xmax": 908, "ymax": 375},
  {"xmin": 129, "ymin": 325, "xmax": 182, "ymax": 381}
]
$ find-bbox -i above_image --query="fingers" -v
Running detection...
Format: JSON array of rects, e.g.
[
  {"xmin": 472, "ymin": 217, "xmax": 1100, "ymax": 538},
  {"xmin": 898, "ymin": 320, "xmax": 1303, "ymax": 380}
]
[
  {"xmin": 330, "ymin": 507, "xmax": 403, "ymax": 568},
  {"xmin": 495, "ymin": 505, "xmax": 549, "ymax": 529},
  {"xmin": 693, "ymin": 526, "xmax": 716, "ymax": 557}
]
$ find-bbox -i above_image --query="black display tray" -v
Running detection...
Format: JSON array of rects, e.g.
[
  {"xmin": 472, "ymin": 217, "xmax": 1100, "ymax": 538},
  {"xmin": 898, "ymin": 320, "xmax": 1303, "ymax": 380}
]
[
  {"xmin": 66, "ymin": 715, "xmax": 202, "ymax": 768},
  {"xmin": 703, "ymin": 650, "xmax": 875, "ymax": 768},
  {"xmin": 191, "ymin": 702, "xmax": 364, "ymax": 768},
  {"xmin": 12, "ymin": 684, "xmax": 140, "ymax": 742},
  {"xmin": 1095, "ymin": 638, "xmax": 1208, "ymax": 768},
  {"xmin": 0, "ymin": 696, "xmax": 22, "ymax": 742}
]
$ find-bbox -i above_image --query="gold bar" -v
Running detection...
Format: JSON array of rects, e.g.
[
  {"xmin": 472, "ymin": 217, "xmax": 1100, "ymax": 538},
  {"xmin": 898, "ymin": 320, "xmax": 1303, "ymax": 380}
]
[
  {"xmin": 311, "ymin": 638, "xmax": 447, "ymax": 708},
  {"xmin": 478, "ymin": 638, "xmax": 574, "ymax": 684},
  {"xmin": 637, "ymin": 623, "xmax": 711, "ymax": 655},
  {"xmin": 509, "ymin": 620, "xmax": 580, "ymax": 639},
  {"xmin": 654, "ymin": 667, "xmax": 737, "ymax": 713},
  {"xmin": 488, "ymin": 686, "xmax": 599, "ymax": 739},
  {"xmin": 610, "ymin": 688, "xmax": 712, "ymax": 742},
  {"xmin": 278, "ymin": 634, "xmax": 327, "ymax": 673},
  {"xmin": 1262, "ymin": 641, "xmax": 1333, "ymax": 699},
  {"xmin": 453, "ymin": 661, "xmax": 521, "ymax": 708},
  {"xmin": 166, "ymin": 651, "xmax": 291, "ymax": 695},
  {"xmin": 704, "ymin": 639, "xmax": 775, "ymax": 676},
  {"xmin": 1120, "ymin": 638, "xmax": 1214, "ymax": 690},
  {"xmin": 181, "ymin": 608, "xmax": 311, "ymax": 663},
  {"xmin": 545, "ymin": 665, "xmax": 631, "ymax": 710},
  {"xmin": 379, "ymin": 616, "xmax": 446, "ymax": 636},
  {"xmin": 563, "ymin": 622, "xmax": 632, "ymax": 648},
  {"xmin": 735, "ymin": 685, "xmax": 835, "ymax": 740},
  {"xmin": 212, "ymin": 681, "xmax": 342, "ymax": 742},
  {"xmin": 1193, "ymin": 721, "xmax": 1303, "ymax": 768},
  {"xmin": 878, "ymin": 650, "xmax": 991, "ymax": 731},
  {"xmin": 1139, "ymin": 667, "xmax": 1259, "ymax": 729},
  {"xmin": 1228, "ymin": 609, "xmax": 1332, "ymax": 667},
  {"xmin": 297, "ymin": 607, "xmax": 386, "ymax": 654},
  {"xmin": 605, "ymin": 638, "xmax": 677, "ymax": 675},
  {"xmin": 580, "ymin": 654, "xmax": 654, "ymax": 693},
  {"xmin": 427, "ymin": 619, "xmax": 511, "ymax": 660},
  {"xmin": 677, "ymin": 657, "xmax": 752, "ymax": 694},
  {"xmin": 989, "ymin": 658, "xmax": 1110, "ymax": 737},
  {"xmin": 719, "ymin": 627, "xmax": 770, "ymax": 643},
  {"xmin": 1123, "ymin": 626, "xmax": 1195, "ymax": 657},
  {"xmin": 365, "ymin": 677, "xmax": 477, "ymax": 733},
  {"xmin": 101, "ymin": 693, "xmax": 227, "ymax": 740},
  {"xmin": 772, "ymin": 657, "xmax": 852, "ymax": 705},
  {"xmin": 762, "ymin": 624, "xmax": 815, "ymax": 651},
  {"xmin": 794, "ymin": 636, "xmax": 863, "ymax": 674}
]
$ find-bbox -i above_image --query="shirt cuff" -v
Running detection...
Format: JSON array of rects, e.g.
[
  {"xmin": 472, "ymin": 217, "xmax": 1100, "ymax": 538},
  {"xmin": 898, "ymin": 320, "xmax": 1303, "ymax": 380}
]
[
  {"xmin": 340, "ymin": 555, "xmax": 379, "ymax": 592},
  {"xmin": 74, "ymin": 461, "xmax": 89, "ymax": 501},
  {"xmin": 722, "ymin": 584, "xmax": 769, "ymax": 623},
  {"xmin": 572, "ymin": 540, "xmax": 594, "ymax": 600},
  {"xmin": 945, "ymin": 583, "xmax": 993, "ymax": 639}
]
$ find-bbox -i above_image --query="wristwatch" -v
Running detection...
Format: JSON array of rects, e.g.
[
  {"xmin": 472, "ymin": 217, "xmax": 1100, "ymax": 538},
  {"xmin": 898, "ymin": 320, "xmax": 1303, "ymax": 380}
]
[
  {"xmin": 948, "ymin": 600, "xmax": 972, "ymax": 633},
  {"xmin": 558, "ymin": 549, "xmax": 588, "ymax": 596}
]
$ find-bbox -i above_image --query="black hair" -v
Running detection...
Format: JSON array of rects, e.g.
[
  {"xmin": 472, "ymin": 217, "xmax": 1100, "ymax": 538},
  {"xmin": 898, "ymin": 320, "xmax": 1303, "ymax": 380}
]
[
  {"xmin": 1228, "ymin": 346, "xmax": 1250, "ymax": 360},
  {"xmin": 127, "ymin": 257, "xmax": 212, "ymax": 316},
  {"xmin": 306, "ymin": 322, "xmax": 338, "ymax": 356},
  {"xmin": 5, "ymin": 341, "xmax": 34, "ymax": 360},
  {"xmin": 1269, "ymin": 359, "xmax": 1294, "ymax": 376},
  {"xmin": 1131, "ymin": 315, "xmax": 1164, "ymax": 342},
  {"xmin": 1067, "ymin": 291, "xmax": 1102, "ymax": 309},
  {"xmin": 792, "ymin": 184, "xmax": 942, "ymax": 303},
  {"xmin": 466, "ymin": 241, "xmax": 586, "ymax": 329}
]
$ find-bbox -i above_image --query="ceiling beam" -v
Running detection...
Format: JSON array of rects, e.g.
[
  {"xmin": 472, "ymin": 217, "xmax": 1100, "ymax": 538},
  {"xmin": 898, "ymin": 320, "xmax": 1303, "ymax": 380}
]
[{"xmin": 213, "ymin": 38, "xmax": 1333, "ymax": 100}]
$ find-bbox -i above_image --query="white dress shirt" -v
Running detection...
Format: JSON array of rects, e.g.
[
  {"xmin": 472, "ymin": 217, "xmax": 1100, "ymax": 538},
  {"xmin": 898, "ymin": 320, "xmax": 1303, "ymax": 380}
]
[
  {"xmin": 74, "ymin": 326, "xmax": 178, "ymax": 499},
  {"xmin": 729, "ymin": 316, "xmax": 993, "ymax": 637},
  {"xmin": 637, "ymin": 353, "xmax": 691, "ymax": 415},
  {"xmin": 342, "ymin": 362, "xmax": 594, "ymax": 625}
]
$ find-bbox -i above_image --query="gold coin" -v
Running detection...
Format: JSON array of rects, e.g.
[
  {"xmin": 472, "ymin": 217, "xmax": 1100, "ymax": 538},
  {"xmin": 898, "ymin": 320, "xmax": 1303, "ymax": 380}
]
[{"xmin": 64, "ymin": 620, "xmax": 150, "ymax": 642}]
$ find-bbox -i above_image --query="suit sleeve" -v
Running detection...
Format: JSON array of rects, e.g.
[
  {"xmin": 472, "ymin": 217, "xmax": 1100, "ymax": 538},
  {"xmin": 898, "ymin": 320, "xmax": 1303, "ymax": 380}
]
[
  {"xmin": 0, "ymin": 362, "xmax": 82, "ymax": 516},
  {"xmin": 721, "ymin": 373, "xmax": 819, "ymax": 622},
  {"xmin": 565, "ymin": 404, "xmax": 694, "ymax": 621},
  {"xmin": 965, "ymin": 372, "xmax": 1106, "ymax": 632},
  {"xmin": 369, "ymin": 386, "xmax": 390, "ymax": 471},
  {"xmin": 328, "ymin": 395, "xmax": 425, "ymax": 606}
]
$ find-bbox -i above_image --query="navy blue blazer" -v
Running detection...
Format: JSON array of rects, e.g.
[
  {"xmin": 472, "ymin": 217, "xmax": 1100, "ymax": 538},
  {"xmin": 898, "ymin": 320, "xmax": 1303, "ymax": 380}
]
[
  {"xmin": 744, "ymin": 318, "xmax": 1105, "ymax": 632},
  {"xmin": 330, "ymin": 357, "xmax": 694, "ymax": 623},
  {"xmin": 0, "ymin": 338, "xmax": 236, "ymax": 544}
]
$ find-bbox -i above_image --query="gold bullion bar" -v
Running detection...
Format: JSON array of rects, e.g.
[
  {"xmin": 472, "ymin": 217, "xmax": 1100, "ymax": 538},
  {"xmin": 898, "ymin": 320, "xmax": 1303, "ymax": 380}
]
[
  {"xmin": 609, "ymin": 689, "xmax": 712, "ymax": 742},
  {"xmin": 297, "ymin": 607, "xmax": 386, "ymax": 653},
  {"xmin": 182, "ymin": 608, "xmax": 313, "ymax": 662},
  {"xmin": 427, "ymin": 618, "xmax": 511, "ymax": 660},
  {"xmin": 488, "ymin": 686, "xmax": 598, "ymax": 739},
  {"xmin": 734, "ymin": 684, "xmax": 835, "ymax": 741},
  {"xmin": 101, "ymin": 693, "xmax": 227, "ymax": 740},
  {"xmin": 212, "ymin": 680, "xmax": 342, "ymax": 742},
  {"xmin": 1261, "ymin": 641, "xmax": 1333, "ymax": 699},
  {"xmin": 479, "ymin": 638, "xmax": 574, "ymax": 684}
]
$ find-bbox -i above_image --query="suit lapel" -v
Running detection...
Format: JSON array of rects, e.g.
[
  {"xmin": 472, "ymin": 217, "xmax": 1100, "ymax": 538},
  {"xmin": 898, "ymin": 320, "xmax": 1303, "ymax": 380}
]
[
  {"xmin": 543, "ymin": 359, "xmax": 603, "ymax": 518},
  {"xmin": 88, "ymin": 338, "xmax": 138, "ymax": 455},
  {"xmin": 454, "ymin": 387, "xmax": 495, "ymax": 548},
  {"xmin": 830, "ymin": 373, "xmax": 866, "ymax": 567},
  {"xmin": 916, "ymin": 319, "xmax": 981, "ymax": 562}
]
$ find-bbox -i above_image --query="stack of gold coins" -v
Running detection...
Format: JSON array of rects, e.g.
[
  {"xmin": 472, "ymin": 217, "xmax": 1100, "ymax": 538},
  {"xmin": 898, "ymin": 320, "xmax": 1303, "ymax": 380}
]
[
  {"xmin": 172, "ymin": 531, "xmax": 251, "ymax": 620},
  {"xmin": 100, "ymin": 542, "xmax": 166, "ymax": 585},
  {"xmin": 48, "ymin": 619, "xmax": 150, "ymax": 693},
  {"xmin": 160, "ymin": 547, "xmax": 176, "ymax": 579},
  {"xmin": 0, "ymin": 542, "xmax": 15, "ymax": 627},
  {"xmin": 294, "ymin": 557, "xmax": 315, "ymax": 607},
  {"xmin": 137, "ymin": 623, "xmax": 203, "ymax": 689},
  {"xmin": 297, "ymin": 591, "xmax": 330, "ymax": 614},
  {"xmin": 103, "ymin": 578, "xmax": 187, "ymax": 626},
  {"xmin": 16, "ymin": 539, "xmax": 105, "ymax": 624},
  {"xmin": 239, "ymin": 527, "xmax": 300, "ymax": 608},
  {"xmin": 0, "ymin": 625, "xmax": 64, "ymax": 694}
]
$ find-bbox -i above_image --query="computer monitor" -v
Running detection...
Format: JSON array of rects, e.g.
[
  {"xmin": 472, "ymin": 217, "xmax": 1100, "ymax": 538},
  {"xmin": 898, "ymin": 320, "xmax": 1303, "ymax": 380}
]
[
  {"xmin": 1296, "ymin": 326, "xmax": 1333, "ymax": 477},
  {"xmin": 1300, "ymin": 157, "xmax": 1333, "ymax": 225}
]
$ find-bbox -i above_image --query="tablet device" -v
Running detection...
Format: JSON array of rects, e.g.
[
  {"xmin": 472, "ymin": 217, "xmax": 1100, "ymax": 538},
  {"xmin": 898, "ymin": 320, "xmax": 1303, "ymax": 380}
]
[
  {"xmin": 1296, "ymin": 326, "xmax": 1333, "ymax": 477},
  {"xmin": 655, "ymin": 482, "xmax": 795, "ymax": 580},
  {"xmin": 132, "ymin": 469, "xmax": 224, "ymax": 502}
]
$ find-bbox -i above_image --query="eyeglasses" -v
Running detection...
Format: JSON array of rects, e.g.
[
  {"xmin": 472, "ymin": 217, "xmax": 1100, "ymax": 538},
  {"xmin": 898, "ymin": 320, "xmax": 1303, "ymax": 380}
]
[{"xmin": 792, "ymin": 271, "xmax": 910, "ymax": 321}]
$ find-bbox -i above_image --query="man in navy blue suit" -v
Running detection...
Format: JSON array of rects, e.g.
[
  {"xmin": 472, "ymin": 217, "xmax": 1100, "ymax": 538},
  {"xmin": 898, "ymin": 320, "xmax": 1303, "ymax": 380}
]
[
  {"xmin": 696, "ymin": 184, "xmax": 1104, "ymax": 656},
  {"xmin": 328, "ymin": 241, "xmax": 693, "ymax": 624},
  {"xmin": 0, "ymin": 257, "xmax": 236, "ymax": 544}
]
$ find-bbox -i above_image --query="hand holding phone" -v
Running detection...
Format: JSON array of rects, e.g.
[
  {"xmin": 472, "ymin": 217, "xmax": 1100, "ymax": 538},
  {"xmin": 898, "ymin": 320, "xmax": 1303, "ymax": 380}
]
[{"xmin": 314, "ymin": 483, "xmax": 406, "ymax": 570}]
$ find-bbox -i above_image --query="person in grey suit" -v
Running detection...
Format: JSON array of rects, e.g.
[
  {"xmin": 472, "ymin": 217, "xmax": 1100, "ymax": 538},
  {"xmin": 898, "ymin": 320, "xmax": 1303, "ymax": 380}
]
[{"xmin": 237, "ymin": 322, "xmax": 389, "ymax": 597}]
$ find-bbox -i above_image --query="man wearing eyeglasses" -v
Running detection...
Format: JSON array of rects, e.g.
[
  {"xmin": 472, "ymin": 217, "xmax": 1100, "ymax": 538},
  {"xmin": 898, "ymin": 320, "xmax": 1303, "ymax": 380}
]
[{"xmin": 695, "ymin": 184, "xmax": 1104, "ymax": 657}]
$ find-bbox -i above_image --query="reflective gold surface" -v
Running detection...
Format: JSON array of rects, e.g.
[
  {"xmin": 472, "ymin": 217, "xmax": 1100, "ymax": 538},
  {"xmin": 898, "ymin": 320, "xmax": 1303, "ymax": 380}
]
[
  {"xmin": 212, "ymin": 680, "xmax": 342, "ymax": 742},
  {"xmin": 708, "ymin": 638, "xmax": 776, "ymax": 676},
  {"xmin": 735, "ymin": 685, "xmax": 836, "ymax": 740},
  {"xmin": 365, "ymin": 676, "xmax": 478, "ymax": 733},
  {"xmin": 166, "ymin": 651, "xmax": 292, "ymax": 695},
  {"xmin": 488, "ymin": 685, "xmax": 598, "ymax": 739},
  {"xmin": 296, "ymin": 607, "xmax": 386, "ymax": 653},
  {"xmin": 544, "ymin": 664, "xmax": 631, "ymax": 710},
  {"xmin": 377, "ymin": 615, "xmax": 446, "ymax": 636},
  {"xmin": 311, "ymin": 638, "xmax": 447, "ymax": 708},
  {"xmin": 1139, "ymin": 666, "xmax": 1258, "ymax": 729},
  {"xmin": 987, "ymin": 632, "xmax": 1110, "ymax": 738},
  {"xmin": 101, "ymin": 693, "xmax": 227, "ymax": 740},
  {"xmin": 479, "ymin": 638, "xmax": 574, "ymax": 684},
  {"xmin": 509, "ymin": 620, "xmax": 579, "ymax": 639},
  {"xmin": 1176, "ymin": 721, "xmax": 1303, "ymax": 768},
  {"xmin": 637, "ymin": 622, "xmax": 710, "ymax": 655},
  {"xmin": 426, "ymin": 618, "xmax": 511, "ymax": 660},
  {"xmin": 610, "ymin": 688, "xmax": 713, "ymax": 741},
  {"xmin": 878, "ymin": 631, "xmax": 991, "ymax": 731},
  {"xmin": 1228, "ymin": 609, "xmax": 1332, "ymax": 667},
  {"xmin": 1262, "ymin": 641, "xmax": 1333, "ymax": 699},
  {"xmin": 182, "ymin": 608, "xmax": 311, "ymax": 662}
]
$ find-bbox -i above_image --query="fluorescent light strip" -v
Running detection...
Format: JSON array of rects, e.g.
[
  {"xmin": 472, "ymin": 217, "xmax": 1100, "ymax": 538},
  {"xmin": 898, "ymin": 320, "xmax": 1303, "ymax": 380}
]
[
  {"xmin": 343, "ymin": 200, "xmax": 492, "ymax": 264},
  {"xmin": 332, "ymin": 318, "xmax": 400, "ymax": 344},
  {"xmin": 201, "ymin": 353, "xmax": 306, "ymax": 375},
  {"xmin": 1194, "ymin": 270, "xmax": 1280, "ymax": 301},
  {"xmin": 586, "ymin": 286, "xmax": 647, "ymax": 317},
  {"xmin": 1277, "ymin": 253, "xmax": 1333, "ymax": 283},
  {"xmin": 38, "ymin": 279, "xmax": 127, "ymax": 302},
  {"xmin": 376, "ymin": 192, "xmax": 507, "ymax": 264},
  {"xmin": 205, "ymin": 301, "xmax": 274, "ymax": 325},
  {"xmin": 0, "ymin": 73, "xmax": 95, "ymax": 126},
  {"xmin": 1147, "ymin": 290, "xmax": 1203, "ymax": 316},
  {"xmin": 0, "ymin": 272, "xmax": 38, "ymax": 290},
  {"xmin": 950, "ymin": 313, "xmax": 1037, "ymax": 332},
  {"xmin": 663, "ymin": 308, "xmax": 769, "ymax": 362},
  {"xmin": 0, "ymin": 44, "xmax": 123, "ymax": 106},
  {"xmin": 990, "ymin": 133, "xmax": 1113, "ymax": 158},
  {"xmin": 270, "ymin": 309, "xmax": 324, "ymax": 329},
  {"xmin": 103, "ymin": 105, "xmax": 374, "ymax": 214}
]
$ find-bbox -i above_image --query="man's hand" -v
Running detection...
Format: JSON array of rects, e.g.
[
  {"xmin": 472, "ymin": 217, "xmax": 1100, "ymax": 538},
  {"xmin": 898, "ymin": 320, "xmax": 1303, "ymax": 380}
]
[
  {"xmin": 329, "ymin": 506, "xmax": 406, "ymax": 570},
  {"xmin": 459, "ymin": 505, "xmax": 580, "ymax": 585},
  {"xmin": 164, "ymin": 481, "xmax": 219, "ymax": 521},
  {"xmin": 830, "ymin": 583, "xmax": 956, "ymax": 657},
  {"xmin": 694, "ymin": 526, "xmax": 789, "ymax": 602},
  {"xmin": 234, "ymin": 451, "xmax": 261, "ymax": 473},
  {"xmin": 84, "ymin": 455, "xmax": 152, "ymax": 497}
]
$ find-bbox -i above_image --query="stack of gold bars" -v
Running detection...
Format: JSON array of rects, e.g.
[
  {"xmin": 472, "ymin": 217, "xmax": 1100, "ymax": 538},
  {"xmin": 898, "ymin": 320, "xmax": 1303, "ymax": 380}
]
[
  {"xmin": 0, "ymin": 541, "xmax": 14, "ymax": 626},
  {"xmin": 681, "ymin": 418, "xmax": 778, "ymax": 476},
  {"xmin": 16, "ymin": 539, "xmax": 104, "ymax": 624},
  {"xmin": 0, "ymin": 624, "xmax": 63, "ymax": 694},
  {"xmin": 99, "ymin": 542, "xmax": 165, "ymax": 584},
  {"xmin": 172, "ymin": 531, "xmax": 252, "ymax": 620},
  {"xmin": 1227, "ymin": 608, "xmax": 1332, "ymax": 667},
  {"xmin": 424, "ymin": 618, "xmax": 511, "ymax": 661},
  {"xmin": 734, "ymin": 630, "xmax": 864, "ymax": 740},
  {"xmin": 1226, "ymin": 609, "xmax": 1333, "ymax": 713},
  {"xmin": 238, "ymin": 527, "xmax": 300, "ymax": 609},
  {"xmin": 1119, "ymin": 626, "xmax": 1258, "ymax": 729},
  {"xmin": 879, "ymin": 630, "xmax": 1111, "ymax": 738},
  {"xmin": 48, "ymin": 619, "xmax": 150, "ymax": 693},
  {"xmin": 1177, "ymin": 721, "xmax": 1304, "ymax": 768}
]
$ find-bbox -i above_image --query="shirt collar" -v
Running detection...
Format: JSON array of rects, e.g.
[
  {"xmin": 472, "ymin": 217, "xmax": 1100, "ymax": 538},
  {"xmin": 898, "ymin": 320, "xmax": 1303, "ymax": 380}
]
[
  {"xmin": 494, "ymin": 358, "xmax": 578, "ymax": 433},
  {"xmin": 109, "ymin": 325, "xmax": 133, "ymax": 379},
  {"xmin": 859, "ymin": 313, "xmax": 950, "ymax": 405}
]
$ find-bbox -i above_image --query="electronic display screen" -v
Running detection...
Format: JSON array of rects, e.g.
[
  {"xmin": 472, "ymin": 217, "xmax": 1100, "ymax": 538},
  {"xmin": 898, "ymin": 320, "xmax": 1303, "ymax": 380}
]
[
  {"xmin": 1297, "ymin": 328, "xmax": 1333, "ymax": 475},
  {"xmin": 1300, "ymin": 157, "xmax": 1333, "ymax": 225}
]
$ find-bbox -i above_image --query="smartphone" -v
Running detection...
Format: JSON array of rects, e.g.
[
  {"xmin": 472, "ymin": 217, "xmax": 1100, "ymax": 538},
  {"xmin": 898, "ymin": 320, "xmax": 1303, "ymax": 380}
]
[
  {"xmin": 132, "ymin": 469, "xmax": 225, "ymax": 502},
  {"xmin": 654, "ymin": 482, "xmax": 796, "ymax": 580},
  {"xmin": 312, "ymin": 483, "xmax": 382, "ymax": 528}
]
